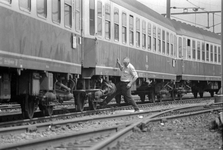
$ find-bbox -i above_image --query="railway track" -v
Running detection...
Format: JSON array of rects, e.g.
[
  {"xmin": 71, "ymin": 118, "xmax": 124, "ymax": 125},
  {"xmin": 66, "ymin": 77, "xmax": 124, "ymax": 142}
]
[
  {"xmin": 0, "ymin": 95, "xmax": 213, "ymax": 123},
  {"xmin": 1, "ymin": 102, "xmax": 222, "ymax": 150},
  {"xmin": 0, "ymin": 96, "xmax": 213, "ymax": 125}
]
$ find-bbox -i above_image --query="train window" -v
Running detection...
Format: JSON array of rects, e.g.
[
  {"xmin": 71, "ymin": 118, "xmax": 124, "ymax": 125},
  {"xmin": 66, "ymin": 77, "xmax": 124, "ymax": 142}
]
[
  {"xmin": 129, "ymin": 15, "xmax": 134, "ymax": 45},
  {"xmin": 206, "ymin": 43, "xmax": 209, "ymax": 61},
  {"xmin": 192, "ymin": 40, "xmax": 196, "ymax": 59},
  {"xmin": 162, "ymin": 30, "xmax": 165, "ymax": 54},
  {"xmin": 89, "ymin": 0, "xmax": 95, "ymax": 35},
  {"xmin": 142, "ymin": 21, "xmax": 146, "ymax": 49},
  {"xmin": 105, "ymin": 4, "xmax": 111, "ymax": 39},
  {"xmin": 214, "ymin": 46, "xmax": 217, "ymax": 62},
  {"xmin": 75, "ymin": 0, "xmax": 81, "ymax": 32},
  {"xmin": 174, "ymin": 35, "xmax": 177, "ymax": 57},
  {"xmin": 64, "ymin": 0, "xmax": 72, "ymax": 28},
  {"xmin": 178, "ymin": 37, "xmax": 182, "ymax": 58},
  {"xmin": 197, "ymin": 41, "xmax": 200, "ymax": 60},
  {"xmin": 157, "ymin": 28, "xmax": 161, "ymax": 52},
  {"xmin": 218, "ymin": 47, "xmax": 221, "ymax": 63},
  {"xmin": 0, "ymin": 0, "xmax": 11, "ymax": 4},
  {"xmin": 166, "ymin": 32, "xmax": 170, "ymax": 55},
  {"xmin": 136, "ymin": 18, "xmax": 140, "ymax": 47},
  {"xmin": 210, "ymin": 45, "xmax": 213, "ymax": 62},
  {"xmin": 37, "ymin": 0, "xmax": 47, "ymax": 18},
  {"xmin": 202, "ymin": 42, "xmax": 205, "ymax": 61},
  {"xmin": 52, "ymin": 0, "xmax": 61, "ymax": 23},
  {"xmin": 153, "ymin": 25, "xmax": 156, "ymax": 51},
  {"xmin": 114, "ymin": 8, "xmax": 119, "ymax": 41},
  {"xmin": 170, "ymin": 34, "xmax": 174, "ymax": 56},
  {"xmin": 183, "ymin": 38, "xmax": 186, "ymax": 58},
  {"xmin": 97, "ymin": 1, "xmax": 102, "ymax": 36},
  {"xmin": 187, "ymin": 39, "xmax": 191, "ymax": 59},
  {"xmin": 19, "ymin": 0, "xmax": 31, "ymax": 12},
  {"xmin": 147, "ymin": 23, "xmax": 151, "ymax": 50},
  {"xmin": 122, "ymin": 13, "xmax": 127, "ymax": 44}
]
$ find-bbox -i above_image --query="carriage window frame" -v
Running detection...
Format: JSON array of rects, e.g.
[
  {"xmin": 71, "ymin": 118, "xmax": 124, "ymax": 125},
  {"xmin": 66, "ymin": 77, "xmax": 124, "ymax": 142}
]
[
  {"xmin": 187, "ymin": 39, "xmax": 191, "ymax": 59},
  {"xmin": 0, "ymin": 0, "xmax": 12, "ymax": 5},
  {"xmin": 202, "ymin": 42, "xmax": 205, "ymax": 61},
  {"xmin": 105, "ymin": 3, "xmax": 111, "ymax": 40},
  {"xmin": 166, "ymin": 32, "xmax": 170, "ymax": 55},
  {"xmin": 52, "ymin": 0, "xmax": 61, "ymax": 24},
  {"xmin": 214, "ymin": 45, "xmax": 217, "ymax": 63},
  {"xmin": 136, "ymin": 17, "xmax": 140, "ymax": 47},
  {"xmin": 162, "ymin": 30, "xmax": 165, "ymax": 54},
  {"xmin": 37, "ymin": 0, "xmax": 47, "ymax": 19},
  {"xmin": 147, "ymin": 23, "xmax": 151, "ymax": 50},
  {"xmin": 206, "ymin": 43, "xmax": 209, "ymax": 61},
  {"xmin": 197, "ymin": 41, "xmax": 201, "ymax": 60},
  {"xmin": 89, "ymin": 0, "xmax": 95, "ymax": 35},
  {"xmin": 19, "ymin": 0, "xmax": 31, "ymax": 12},
  {"xmin": 218, "ymin": 46, "xmax": 221, "ymax": 63},
  {"xmin": 64, "ymin": 0, "xmax": 72, "ymax": 29},
  {"xmin": 157, "ymin": 28, "xmax": 161, "ymax": 53},
  {"xmin": 122, "ymin": 12, "xmax": 127, "ymax": 44},
  {"xmin": 192, "ymin": 40, "xmax": 196, "ymax": 60},
  {"xmin": 97, "ymin": 0, "xmax": 102, "ymax": 36},
  {"xmin": 75, "ymin": 0, "xmax": 81, "ymax": 32},
  {"xmin": 210, "ymin": 44, "xmax": 213, "ymax": 62},
  {"xmin": 129, "ymin": 15, "xmax": 134, "ymax": 46},
  {"xmin": 142, "ymin": 20, "xmax": 146, "ymax": 49},
  {"xmin": 170, "ymin": 34, "xmax": 174, "ymax": 56},
  {"xmin": 178, "ymin": 37, "xmax": 182, "ymax": 58},
  {"xmin": 114, "ymin": 7, "xmax": 119, "ymax": 41},
  {"xmin": 153, "ymin": 25, "xmax": 156, "ymax": 51}
]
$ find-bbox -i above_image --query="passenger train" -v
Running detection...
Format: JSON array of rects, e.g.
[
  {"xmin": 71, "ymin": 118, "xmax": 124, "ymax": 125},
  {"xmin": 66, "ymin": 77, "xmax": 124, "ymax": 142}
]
[{"xmin": 0, "ymin": 0, "xmax": 221, "ymax": 118}]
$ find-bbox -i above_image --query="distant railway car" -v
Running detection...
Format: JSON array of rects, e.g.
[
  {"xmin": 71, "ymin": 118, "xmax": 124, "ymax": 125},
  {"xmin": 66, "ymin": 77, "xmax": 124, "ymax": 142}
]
[
  {"xmin": 172, "ymin": 20, "xmax": 221, "ymax": 98},
  {"xmin": 0, "ymin": 0, "xmax": 81, "ymax": 118}
]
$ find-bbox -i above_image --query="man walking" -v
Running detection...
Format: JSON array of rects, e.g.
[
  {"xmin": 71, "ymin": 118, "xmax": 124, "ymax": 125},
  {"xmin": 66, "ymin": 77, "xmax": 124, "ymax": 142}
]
[{"xmin": 100, "ymin": 57, "xmax": 140, "ymax": 112}]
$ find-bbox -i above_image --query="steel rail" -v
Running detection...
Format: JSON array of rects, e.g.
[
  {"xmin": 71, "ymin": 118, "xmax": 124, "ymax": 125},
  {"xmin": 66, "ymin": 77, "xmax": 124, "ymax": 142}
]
[
  {"xmin": 0, "ymin": 107, "xmax": 168, "ymax": 135},
  {"xmin": 90, "ymin": 102, "xmax": 223, "ymax": 150},
  {"xmin": 0, "ymin": 124, "xmax": 130, "ymax": 150},
  {"xmin": 0, "ymin": 96, "xmax": 212, "ymax": 124},
  {"xmin": 1, "ymin": 102, "xmax": 221, "ymax": 150}
]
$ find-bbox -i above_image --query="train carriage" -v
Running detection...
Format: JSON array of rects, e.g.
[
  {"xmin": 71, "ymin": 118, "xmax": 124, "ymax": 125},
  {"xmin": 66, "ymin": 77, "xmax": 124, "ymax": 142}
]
[
  {"xmin": 0, "ymin": 0, "xmax": 82, "ymax": 118},
  {"xmin": 0, "ymin": 0, "xmax": 221, "ymax": 118},
  {"xmin": 172, "ymin": 20, "xmax": 221, "ymax": 98},
  {"xmin": 80, "ymin": 0, "xmax": 179, "ymax": 106}
]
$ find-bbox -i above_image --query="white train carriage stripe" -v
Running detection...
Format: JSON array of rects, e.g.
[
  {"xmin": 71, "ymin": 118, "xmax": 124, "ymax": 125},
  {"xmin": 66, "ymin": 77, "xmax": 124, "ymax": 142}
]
[
  {"xmin": 96, "ymin": 65, "xmax": 176, "ymax": 77},
  {"xmin": 0, "ymin": 50, "xmax": 81, "ymax": 67}
]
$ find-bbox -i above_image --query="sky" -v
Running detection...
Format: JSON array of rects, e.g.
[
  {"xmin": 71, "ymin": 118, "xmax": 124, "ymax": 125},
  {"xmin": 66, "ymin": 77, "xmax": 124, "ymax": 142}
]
[{"xmin": 137, "ymin": 0, "xmax": 221, "ymax": 34}]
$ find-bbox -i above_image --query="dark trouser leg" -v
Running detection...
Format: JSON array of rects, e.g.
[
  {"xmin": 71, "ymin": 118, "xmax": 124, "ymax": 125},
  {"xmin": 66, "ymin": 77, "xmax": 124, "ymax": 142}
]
[
  {"xmin": 122, "ymin": 84, "xmax": 139, "ymax": 111},
  {"xmin": 102, "ymin": 82, "xmax": 121, "ymax": 105}
]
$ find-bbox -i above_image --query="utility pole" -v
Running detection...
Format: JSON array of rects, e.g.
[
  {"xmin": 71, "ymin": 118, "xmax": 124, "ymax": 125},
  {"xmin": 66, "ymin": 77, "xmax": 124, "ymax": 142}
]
[
  {"xmin": 166, "ymin": 0, "xmax": 170, "ymax": 19},
  {"xmin": 215, "ymin": 0, "xmax": 223, "ymax": 102},
  {"xmin": 221, "ymin": 0, "xmax": 223, "ymax": 94}
]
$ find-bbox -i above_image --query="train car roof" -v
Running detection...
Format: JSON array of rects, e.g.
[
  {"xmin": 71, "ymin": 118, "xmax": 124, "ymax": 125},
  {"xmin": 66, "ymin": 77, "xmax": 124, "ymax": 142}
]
[
  {"xmin": 171, "ymin": 19, "xmax": 221, "ymax": 45},
  {"xmin": 111, "ymin": 0, "xmax": 175, "ymax": 31}
]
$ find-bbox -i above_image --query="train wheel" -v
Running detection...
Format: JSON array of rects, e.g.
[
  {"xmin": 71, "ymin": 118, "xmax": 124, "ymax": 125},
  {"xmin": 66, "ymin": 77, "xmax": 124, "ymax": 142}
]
[
  {"xmin": 199, "ymin": 92, "xmax": 204, "ymax": 98},
  {"xmin": 115, "ymin": 95, "xmax": 121, "ymax": 105},
  {"xmin": 76, "ymin": 93, "xmax": 84, "ymax": 112},
  {"xmin": 148, "ymin": 92, "xmax": 155, "ymax": 103},
  {"xmin": 42, "ymin": 106, "xmax": 53, "ymax": 116},
  {"xmin": 88, "ymin": 97, "xmax": 97, "ymax": 111},
  {"xmin": 22, "ymin": 95, "xmax": 35, "ymax": 119},
  {"xmin": 139, "ymin": 94, "xmax": 145, "ymax": 102},
  {"xmin": 193, "ymin": 92, "xmax": 198, "ymax": 98}
]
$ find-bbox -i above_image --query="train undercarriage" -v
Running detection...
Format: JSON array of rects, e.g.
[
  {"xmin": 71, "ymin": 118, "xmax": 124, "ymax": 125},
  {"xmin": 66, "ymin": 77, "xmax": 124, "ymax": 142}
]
[
  {"xmin": 1, "ymin": 68, "xmax": 220, "ymax": 119},
  {"xmin": 0, "ymin": 67, "xmax": 76, "ymax": 119}
]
